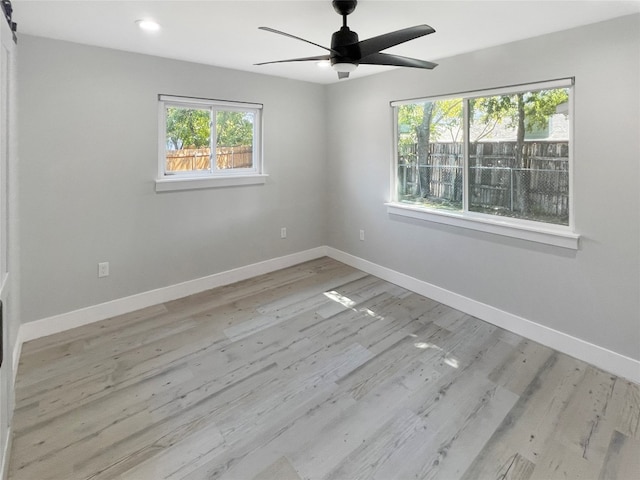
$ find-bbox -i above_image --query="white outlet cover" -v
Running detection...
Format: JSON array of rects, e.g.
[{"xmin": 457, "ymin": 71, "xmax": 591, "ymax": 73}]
[{"xmin": 98, "ymin": 262, "xmax": 109, "ymax": 277}]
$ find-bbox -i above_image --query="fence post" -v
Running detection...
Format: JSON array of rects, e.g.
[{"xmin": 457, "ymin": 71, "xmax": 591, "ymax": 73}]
[
  {"xmin": 510, "ymin": 168, "xmax": 514, "ymax": 211},
  {"xmin": 402, "ymin": 163, "xmax": 406, "ymax": 196}
]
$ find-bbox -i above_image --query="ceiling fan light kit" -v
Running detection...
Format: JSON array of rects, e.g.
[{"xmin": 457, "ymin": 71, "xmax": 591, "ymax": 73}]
[
  {"xmin": 257, "ymin": 0, "xmax": 438, "ymax": 79},
  {"xmin": 333, "ymin": 62, "xmax": 358, "ymax": 73}
]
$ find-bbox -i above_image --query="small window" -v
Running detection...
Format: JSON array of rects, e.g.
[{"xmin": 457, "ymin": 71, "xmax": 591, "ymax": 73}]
[
  {"xmin": 157, "ymin": 95, "xmax": 263, "ymax": 189},
  {"xmin": 393, "ymin": 79, "xmax": 573, "ymax": 232}
]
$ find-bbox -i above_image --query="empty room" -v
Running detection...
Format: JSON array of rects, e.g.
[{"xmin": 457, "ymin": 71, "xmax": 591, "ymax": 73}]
[{"xmin": 0, "ymin": 0, "xmax": 638, "ymax": 478}]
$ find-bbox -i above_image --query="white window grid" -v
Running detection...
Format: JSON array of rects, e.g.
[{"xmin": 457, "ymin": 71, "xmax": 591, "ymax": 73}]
[{"xmin": 158, "ymin": 94, "xmax": 263, "ymax": 178}]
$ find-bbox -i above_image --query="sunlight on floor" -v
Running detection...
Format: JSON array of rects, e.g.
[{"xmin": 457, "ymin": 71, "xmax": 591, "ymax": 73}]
[
  {"xmin": 324, "ymin": 291, "xmax": 356, "ymax": 308},
  {"xmin": 323, "ymin": 290, "xmax": 385, "ymax": 320},
  {"xmin": 412, "ymin": 338, "xmax": 459, "ymax": 368},
  {"xmin": 322, "ymin": 293, "xmax": 459, "ymax": 369}
]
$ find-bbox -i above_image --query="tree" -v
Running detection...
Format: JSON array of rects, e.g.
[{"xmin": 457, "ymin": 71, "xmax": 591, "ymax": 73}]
[
  {"xmin": 216, "ymin": 111, "xmax": 254, "ymax": 148},
  {"xmin": 472, "ymin": 88, "xmax": 569, "ymax": 167},
  {"xmin": 416, "ymin": 102, "xmax": 433, "ymax": 196},
  {"xmin": 165, "ymin": 109, "xmax": 255, "ymax": 150},
  {"xmin": 398, "ymin": 99, "xmax": 463, "ymax": 198},
  {"xmin": 165, "ymin": 107, "xmax": 210, "ymax": 150},
  {"xmin": 471, "ymin": 88, "xmax": 569, "ymax": 214}
]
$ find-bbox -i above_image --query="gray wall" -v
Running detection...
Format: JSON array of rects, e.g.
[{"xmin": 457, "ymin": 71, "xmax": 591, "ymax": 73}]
[
  {"xmin": 326, "ymin": 14, "xmax": 640, "ymax": 361},
  {"xmin": 18, "ymin": 35, "xmax": 328, "ymax": 323}
]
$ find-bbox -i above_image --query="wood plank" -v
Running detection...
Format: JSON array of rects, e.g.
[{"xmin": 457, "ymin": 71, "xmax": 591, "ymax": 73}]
[
  {"xmin": 252, "ymin": 457, "xmax": 302, "ymax": 480},
  {"xmin": 460, "ymin": 353, "xmax": 589, "ymax": 479},
  {"xmin": 598, "ymin": 430, "xmax": 640, "ymax": 480}
]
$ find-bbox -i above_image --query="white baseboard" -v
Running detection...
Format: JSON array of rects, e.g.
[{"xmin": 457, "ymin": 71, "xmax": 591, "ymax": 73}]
[
  {"xmin": 326, "ymin": 247, "xmax": 640, "ymax": 384},
  {"xmin": 16, "ymin": 245, "xmax": 639, "ymax": 384},
  {"xmin": 0, "ymin": 425, "xmax": 11, "ymax": 480},
  {"xmin": 12, "ymin": 327, "xmax": 22, "ymax": 387},
  {"xmin": 19, "ymin": 247, "xmax": 328, "ymax": 343}
]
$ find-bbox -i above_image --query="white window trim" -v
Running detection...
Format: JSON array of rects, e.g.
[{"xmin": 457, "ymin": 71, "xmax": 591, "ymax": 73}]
[
  {"xmin": 385, "ymin": 202, "xmax": 579, "ymax": 249},
  {"xmin": 390, "ymin": 78, "xmax": 579, "ymax": 250},
  {"xmin": 156, "ymin": 174, "xmax": 268, "ymax": 192},
  {"xmin": 156, "ymin": 94, "xmax": 266, "ymax": 192}
]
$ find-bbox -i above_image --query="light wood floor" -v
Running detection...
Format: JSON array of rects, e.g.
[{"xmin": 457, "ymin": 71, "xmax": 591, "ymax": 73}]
[{"xmin": 8, "ymin": 257, "xmax": 640, "ymax": 479}]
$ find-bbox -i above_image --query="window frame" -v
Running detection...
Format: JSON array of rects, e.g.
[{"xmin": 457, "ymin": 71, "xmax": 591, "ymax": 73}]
[
  {"xmin": 388, "ymin": 78, "xmax": 579, "ymax": 250},
  {"xmin": 156, "ymin": 94, "xmax": 266, "ymax": 192}
]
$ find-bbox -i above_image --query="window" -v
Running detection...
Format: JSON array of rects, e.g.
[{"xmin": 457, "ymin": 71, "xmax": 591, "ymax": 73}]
[
  {"xmin": 391, "ymin": 79, "xmax": 578, "ymax": 249},
  {"xmin": 156, "ymin": 95, "xmax": 265, "ymax": 191}
]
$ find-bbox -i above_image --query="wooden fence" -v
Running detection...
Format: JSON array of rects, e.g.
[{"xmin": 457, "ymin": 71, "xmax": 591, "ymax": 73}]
[
  {"xmin": 398, "ymin": 140, "xmax": 569, "ymax": 224},
  {"xmin": 166, "ymin": 146, "xmax": 253, "ymax": 172}
]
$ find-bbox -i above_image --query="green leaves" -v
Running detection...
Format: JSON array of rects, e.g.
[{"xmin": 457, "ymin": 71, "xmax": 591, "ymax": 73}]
[
  {"xmin": 523, "ymin": 89, "xmax": 569, "ymax": 131},
  {"xmin": 397, "ymin": 98, "xmax": 463, "ymax": 146},
  {"xmin": 216, "ymin": 111, "xmax": 254, "ymax": 148},
  {"xmin": 472, "ymin": 88, "xmax": 569, "ymax": 137},
  {"xmin": 166, "ymin": 106, "xmax": 211, "ymax": 150}
]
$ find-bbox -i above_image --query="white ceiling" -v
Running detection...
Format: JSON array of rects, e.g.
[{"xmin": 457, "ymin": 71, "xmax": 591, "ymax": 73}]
[{"xmin": 12, "ymin": 0, "xmax": 640, "ymax": 84}]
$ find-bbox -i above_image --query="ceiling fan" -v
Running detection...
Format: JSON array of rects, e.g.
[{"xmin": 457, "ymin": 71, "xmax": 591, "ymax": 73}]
[{"xmin": 256, "ymin": 0, "xmax": 438, "ymax": 79}]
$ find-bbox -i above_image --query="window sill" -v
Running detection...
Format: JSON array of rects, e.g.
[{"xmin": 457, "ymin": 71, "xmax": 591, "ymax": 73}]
[
  {"xmin": 155, "ymin": 174, "xmax": 268, "ymax": 192},
  {"xmin": 385, "ymin": 202, "xmax": 580, "ymax": 250}
]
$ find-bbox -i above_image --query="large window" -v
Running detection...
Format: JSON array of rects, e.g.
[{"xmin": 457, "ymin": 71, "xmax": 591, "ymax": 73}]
[
  {"xmin": 392, "ymin": 79, "xmax": 576, "ymax": 246},
  {"xmin": 157, "ymin": 95, "xmax": 263, "ymax": 191}
]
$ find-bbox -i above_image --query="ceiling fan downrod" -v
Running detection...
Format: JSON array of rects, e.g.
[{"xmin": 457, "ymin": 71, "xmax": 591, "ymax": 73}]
[{"xmin": 332, "ymin": 0, "xmax": 357, "ymax": 27}]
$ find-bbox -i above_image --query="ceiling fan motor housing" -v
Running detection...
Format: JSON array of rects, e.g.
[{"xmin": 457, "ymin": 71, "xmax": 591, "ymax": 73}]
[{"xmin": 331, "ymin": 26, "xmax": 360, "ymax": 66}]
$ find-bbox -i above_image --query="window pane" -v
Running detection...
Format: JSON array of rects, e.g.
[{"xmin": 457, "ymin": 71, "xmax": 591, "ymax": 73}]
[
  {"xmin": 397, "ymin": 99, "xmax": 464, "ymax": 211},
  {"xmin": 165, "ymin": 106, "xmax": 211, "ymax": 173},
  {"xmin": 468, "ymin": 88, "xmax": 569, "ymax": 225},
  {"xmin": 216, "ymin": 110, "xmax": 254, "ymax": 170}
]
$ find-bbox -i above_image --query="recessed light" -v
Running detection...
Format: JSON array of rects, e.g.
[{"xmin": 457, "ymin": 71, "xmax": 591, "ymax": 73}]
[{"xmin": 136, "ymin": 19, "xmax": 161, "ymax": 32}]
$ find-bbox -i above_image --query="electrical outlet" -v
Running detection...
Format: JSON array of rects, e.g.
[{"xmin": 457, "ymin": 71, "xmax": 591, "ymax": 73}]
[
  {"xmin": 98, "ymin": 262, "xmax": 109, "ymax": 278},
  {"xmin": 359, "ymin": 229, "xmax": 365, "ymax": 241},
  {"xmin": 281, "ymin": 227, "xmax": 287, "ymax": 239}
]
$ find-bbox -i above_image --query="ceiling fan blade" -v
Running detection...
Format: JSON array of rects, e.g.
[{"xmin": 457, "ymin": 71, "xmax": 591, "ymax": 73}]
[
  {"xmin": 259, "ymin": 27, "xmax": 340, "ymax": 55},
  {"xmin": 255, "ymin": 55, "xmax": 330, "ymax": 66},
  {"xmin": 356, "ymin": 25, "xmax": 435, "ymax": 58},
  {"xmin": 338, "ymin": 71, "xmax": 350, "ymax": 80},
  {"xmin": 359, "ymin": 52, "xmax": 438, "ymax": 69}
]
